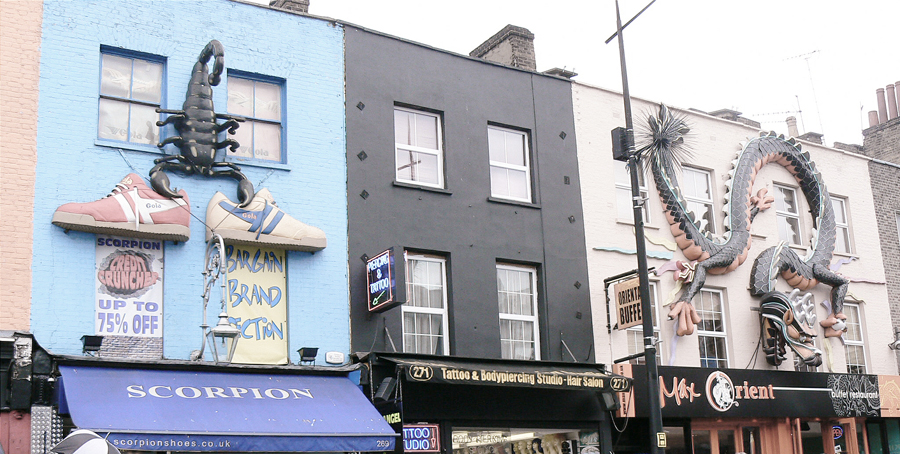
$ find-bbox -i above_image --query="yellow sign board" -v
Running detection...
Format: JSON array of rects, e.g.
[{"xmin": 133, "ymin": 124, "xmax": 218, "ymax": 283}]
[{"xmin": 614, "ymin": 277, "xmax": 642, "ymax": 330}]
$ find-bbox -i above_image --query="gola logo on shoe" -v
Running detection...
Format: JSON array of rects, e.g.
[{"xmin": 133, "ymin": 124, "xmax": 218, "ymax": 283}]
[
  {"xmin": 241, "ymin": 212, "xmax": 258, "ymax": 220},
  {"xmin": 145, "ymin": 202, "xmax": 163, "ymax": 209},
  {"xmin": 122, "ymin": 176, "xmax": 134, "ymax": 185}
]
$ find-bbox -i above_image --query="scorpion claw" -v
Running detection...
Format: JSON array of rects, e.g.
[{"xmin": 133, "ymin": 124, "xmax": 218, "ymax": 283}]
[
  {"xmin": 150, "ymin": 170, "xmax": 184, "ymax": 200},
  {"xmin": 237, "ymin": 178, "xmax": 255, "ymax": 208}
]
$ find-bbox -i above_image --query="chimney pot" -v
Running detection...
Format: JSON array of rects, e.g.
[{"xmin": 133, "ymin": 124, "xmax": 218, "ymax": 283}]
[
  {"xmin": 876, "ymin": 88, "xmax": 888, "ymax": 124},
  {"xmin": 470, "ymin": 25, "xmax": 536, "ymax": 71},
  {"xmin": 886, "ymin": 84, "xmax": 898, "ymax": 120},
  {"xmin": 868, "ymin": 111, "xmax": 880, "ymax": 128},
  {"xmin": 786, "ymin": 116, "xmax": 800, "ymax": 137}
]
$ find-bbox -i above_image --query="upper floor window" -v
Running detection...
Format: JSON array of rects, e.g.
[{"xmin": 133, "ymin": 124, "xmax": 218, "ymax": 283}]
[
  {"xmin": 696, "ymin": 288, "xmax": 728, "ymax": 368},
  {"xmin": 98, "ymin": 49, "xmax": 163, "ymax": 145},
  {"xmin": 682, "ymin": 167, "xmax": 716, "ymax": 234},
  {"xmin": 227, "ymin": 73, "xmax": 284, "ymax": 163},
  {"xmin": 394, "ymin": 107, "xmax": 443, "ymax": 188},
  {"xmin": 488, "ymin": 126, "xmax": 532, "ymax": 202},
  {"xmin": 614, "ymin": 160, "xmax": 650, "ymax": 222},
  {"xmin": 774, "ymin": 184, "xmax": 802, "ymax": 245},
  {"xmin": 402, "ymin": 253, "xmax": 449, "ymax": 355},
  {"xmin": 843, "ymin": 303, "xmax": 866, "ymax": 374},
  {"xmin": 497, "ymin": 263, "xmax": 540, "ymax": 360},
  {"xmin": 831, "ymin": 196, "xmax": 852, "ymax": 254},
  {"xmin": 625, "ymin": 281, "xmax": 660, "ymax": 365}
]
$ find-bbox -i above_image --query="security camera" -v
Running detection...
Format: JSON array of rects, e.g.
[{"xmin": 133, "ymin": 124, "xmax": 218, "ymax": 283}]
[{"xmin": 890, "ymin": 339, "xmax": 900, "ymax": 351}]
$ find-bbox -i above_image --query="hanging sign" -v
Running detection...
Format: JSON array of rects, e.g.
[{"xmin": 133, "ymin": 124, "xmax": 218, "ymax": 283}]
[
  {"xmin": 95, "ymin": 236, "xmax": 164, "ymax": 337},
  {"xmin": 614, "ymin": 277, "xmax": 642, "ymax": 329},
  {"xmin": 403, "ymin": 424, "xmax": 440, "ymax": 453},
  {"xmin": 225, "ymin": 245, "xmax": 288, "ymax": 365},
  {"xmin": 367, "ymin": 248, "xmax": 398, "ymax": 312}
]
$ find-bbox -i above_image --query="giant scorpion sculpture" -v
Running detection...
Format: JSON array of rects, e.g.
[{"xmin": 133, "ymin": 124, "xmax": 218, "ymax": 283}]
[
  {"xmin": 152, "ymin": 40, "xmax": 254, "ymax": 207},
  {"xmin": 639, "ymin": 104, "xmax": 848, "ymax": 367}
]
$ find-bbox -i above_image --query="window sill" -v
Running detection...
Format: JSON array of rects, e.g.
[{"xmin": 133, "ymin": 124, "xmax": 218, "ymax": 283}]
[
  {"xmin": 393, "ymin": 181, "xmax": 452, "ymax": 195},
  {"xmin": 95, "ymin": 139, "xmax": 164, "ymax": 155},
  {"xmin": 487, "ymin": 197, "xmax": 540, "ymax": 209},
  {"xmin": 225, "ymin": 158, "xmax": 291, "ymax": 171}
]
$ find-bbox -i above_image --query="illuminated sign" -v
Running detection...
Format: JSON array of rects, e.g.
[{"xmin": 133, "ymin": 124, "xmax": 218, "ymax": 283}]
[
  {"xmin": 367, "ymin": 249, "xmax": 398, "ymax": 312},
  {"xmin": 403, "ymin": 424, "xmax": 440, "ymax": 453},
  {"xmin": 614, "ymin": 277, "xmax": 642, "ymax": 329}
]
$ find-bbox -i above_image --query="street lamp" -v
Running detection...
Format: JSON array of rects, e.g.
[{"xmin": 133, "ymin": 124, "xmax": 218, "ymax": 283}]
[
  {"xmin": 192, "ymin": 233, "xmax": 240, "ymax": 364},
  {"xmin": 207, "ymin": 312, "xmax": 241, "ymax": 363},
  {"xmin": 607, "ymin": 1, "xmax": 665, "ymax": 452}
]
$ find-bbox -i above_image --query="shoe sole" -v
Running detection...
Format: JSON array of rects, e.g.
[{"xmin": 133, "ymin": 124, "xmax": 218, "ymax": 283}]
[
  {"xmin": 53, "ymin": 212, "xmax": 190, "ymax": 242},
  {"xmin": 207, "ymin": 228, "xmax": 326, "ymax": 252}
]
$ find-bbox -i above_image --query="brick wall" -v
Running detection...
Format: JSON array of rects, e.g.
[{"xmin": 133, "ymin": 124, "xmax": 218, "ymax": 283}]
[
  {"xmin": 862, "ymin": 116, "xmax": 900, "ymax": 163},
  {"xmin": 469, "ymin": 25, "xmax": 537, "ymax": 71},
  {"xmin": 0, "ymin": 0, "xmax": 42, "ymax": 331},
  {"xmin": 32, "ymin": 0, "xmax": 348, "ymax": 364}
]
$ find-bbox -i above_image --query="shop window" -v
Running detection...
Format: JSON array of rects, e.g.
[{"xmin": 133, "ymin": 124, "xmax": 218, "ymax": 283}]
[
  {"xmin": 98, "ymin": 48, "xmax": 164, "ymax": 146},
  {"xmin": 488, "ymin": 125, "xmax": 532, "ymax": 202},
  {"xmin": 227, "ymin": 73, "xmax": 284, "ymax": 163},
  {"xmin": 614, "ymin": 159, "xmax": 650, "ymax": 222},
  {"xmin": 395, "ymin": 106, "xmax": 444, "ymax": 188},
  {"xmin": 402, "ymin": 253, "xmax": 449, "ymax": 355},
  {"xmin": 831, "ymin": 196, "xmax": 852, "ymax": 254},
  {"xmin": 696, "ymin": 288, "xmax": 728, "ymax": 368},
  {"xmin": 774, "ymin": 184, "xmax": 802, "ymax": 245},
  {"xmin": 497, "ymin": 263, "xmax": 540, "ymax": 360},
  {"xmin": 843, "ymin": 303, "xmax": 867, "ymax": 374},
  {"xmin": 625, "ymin": 281, "xmax": 660, "ymax": 365},
  {"xmin": 682, "ymin": 167, "xmax": 716, "ymax": 234},
  {"xmin": 451, "ymin": 428, "xmax": 578, "ymax": 454}
]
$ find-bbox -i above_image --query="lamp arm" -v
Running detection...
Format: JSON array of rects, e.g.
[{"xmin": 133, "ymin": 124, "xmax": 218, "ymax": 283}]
[{"xmin": 195, "ymin": 233, "xmax": 227, "ymax": 361}]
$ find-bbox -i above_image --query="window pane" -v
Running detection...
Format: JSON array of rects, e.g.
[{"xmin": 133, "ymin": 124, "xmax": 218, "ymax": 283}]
[
  {"xmin": 394, "ymin": 110, "xmax": 411, "ymax": 145},
  {"xmin": 488, "ymin": 128, "xmax": 505, "ymax": 162},
  {"xmin": 415, "ymin": 152, "xmax": 440, "ymax": 185},
  {"xmin": 100, "ymin": 54, "xmax": 132, "ymax": 98},
  {"xmin": 129, "ymin": 103, "xmax": 159, "ymax": 145},
  {"xmin": 228, "ymin": 123, "xmax": 254, "ymax": 159},
  {"xmin": 415, "ymin": 113, "xmax": 438, "ymax": 150},
  {"xmin": 98, "ymin": 98, "xmax": 130, "ymax": 141},
  {"xmin": 832, "ymin": 198, "xmax": 847, "ymax": 224},
  {"xmin": 491, "ymin": 166, "xmax": 509, "ymax": 197},
  {"xmin": 777, "ymin": 187, "xmax": 797, "ymax": 213},
  {"xmin": 507, "ymin": 169, "xmax": 529, "ymax": 200},
  {"xmin": 505, "ymin": 131, "xmax": 526, "ymax": 166},
  {"xmin": 836, "ymin": 226, "xmax": 850, "ymax": 254},
  {"xmin": 253, "ymin": 121, "xmax": 281, "ymax": 162},
  {"xmin": 131, "ymin": 58, "xmax": 162, "ymax": 103},
  {"xmin": 254, "ymin": 81, "xmax": 281, "ymax": 121},
  {"xmin": 228, "ymin": 77, "xmax": 255, "ymax": 117}
]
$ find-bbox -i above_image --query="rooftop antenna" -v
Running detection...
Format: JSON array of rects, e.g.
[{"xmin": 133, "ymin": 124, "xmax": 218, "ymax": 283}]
[{"xmin": 784, "ymin": 50, "xmax": 823, "ymax": 138}]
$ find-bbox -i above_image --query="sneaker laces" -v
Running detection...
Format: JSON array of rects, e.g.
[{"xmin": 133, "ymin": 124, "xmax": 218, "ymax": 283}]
[{"xmin": 105, "ymin": 182, "xmax": 132, "ymax": 198}]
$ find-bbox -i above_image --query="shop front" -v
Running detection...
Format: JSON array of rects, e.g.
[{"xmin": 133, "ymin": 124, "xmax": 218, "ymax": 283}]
[
  {"xmin": 53, "ymin": 358, "xmax": 398, "ymax": 452},
  {"xmin": 613, "ymin": 364, "xmax": 900, "ymax": 454},
  {"xmin": 357, "ymin": 353, "xmax": 632, "ymax": 454}
]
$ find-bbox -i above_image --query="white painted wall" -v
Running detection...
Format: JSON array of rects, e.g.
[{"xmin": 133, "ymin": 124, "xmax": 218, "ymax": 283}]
[{"xmin": 573, "ymin": 81, "xmax": 897, "ymax": 375}]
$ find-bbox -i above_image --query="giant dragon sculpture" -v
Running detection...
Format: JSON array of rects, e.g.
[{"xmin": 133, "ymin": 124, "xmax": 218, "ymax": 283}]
[{"xmin": 638, "ymin": 104, "xmax": 848, "ymax": 367}]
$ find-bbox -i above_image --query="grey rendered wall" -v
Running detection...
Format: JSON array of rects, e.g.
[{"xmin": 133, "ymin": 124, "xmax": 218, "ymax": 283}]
[{"xmin": 345, "ymin": 26, "xmax": 592, "ymax": 360}]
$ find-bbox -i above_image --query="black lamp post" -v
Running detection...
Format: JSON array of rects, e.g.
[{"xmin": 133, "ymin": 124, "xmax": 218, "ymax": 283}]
[{"xmin": 608, "ymin": 1, "xmax": 665, "ymax": 452}]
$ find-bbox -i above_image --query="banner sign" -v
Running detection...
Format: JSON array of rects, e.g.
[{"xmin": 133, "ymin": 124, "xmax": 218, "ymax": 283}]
[
  {"xmin": 399, "ymin": 360, "xmax": 631, "ymax": 393},
  {"xmin": 403, "ymin": 425, "xmax": 440, "ymax": 453},
  {"xmin": 225, "ymin": 245, "xmax": 288, "ymax": 365},
  {"xmin": 613, "ymin": 277, "xmax": 642, "ymax": 330},
  {"xmin": 617, "ymin": 364, "xmax": 883, "ymax": 418},
  {"xmin": 95, "ymin": 236, "xmax": 164, "ymax": 337},
  {"xmin": 367, "ymin": 248, "xmax": 398, "ymax": 313}
]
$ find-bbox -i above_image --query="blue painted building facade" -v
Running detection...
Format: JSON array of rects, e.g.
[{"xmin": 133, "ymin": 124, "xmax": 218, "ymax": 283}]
[{"xmin": 31, "ymin": 0, "xmax": 348, "ymax": 363}]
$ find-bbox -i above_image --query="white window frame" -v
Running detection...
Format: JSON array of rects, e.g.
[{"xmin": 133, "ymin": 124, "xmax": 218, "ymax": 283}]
[
  {"xmin": 625, "ymin": 281, "xmax": 661, "ymax": 365},
  {"xmin": 843, "ymin": 302, "xmax": 867, "ymax": 374},
  {"xmin": 226, "ymin": 73, "xmax": 285, "ymax": 163},
  {"xmin": 682, "ymin": 167, "xmax": 716, "ymax": 234},
  {"xmin": 97, "ymin": 49, "xmax": 164, "ymax": 146},
  {"xmin": 401, "ymin": 253, "xmax": 450, "ymax": 355},
  {"xmin": 488, "ymin": 125, "xmax": 532, "ymax": 203},
  {"xmin": 394, "ymin": 107, "xmax": 444, "ymax": 188},
  {"xmin": 496, "ymin": 263, "xmax": 540, "ymax": 360},
  {"xmin": 831, "ymin": 196, "xmax": 852, "ymax": 254},
  {"xmin": 695, "ymin": 288, "xmax": 729, "ymax": 368},
  {"xmin": 774, "ymin": 184, "xmax": 803, "ymax": 246},
  {"xmin": 614, "ymin": 159, "xmax": 650, "ymax": 222}
]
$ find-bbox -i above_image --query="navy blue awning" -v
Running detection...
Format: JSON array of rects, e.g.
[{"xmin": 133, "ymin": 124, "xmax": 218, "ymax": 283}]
[{"xmin": 57, "ymin": 365, "xmax": 396, "ymax": 452}]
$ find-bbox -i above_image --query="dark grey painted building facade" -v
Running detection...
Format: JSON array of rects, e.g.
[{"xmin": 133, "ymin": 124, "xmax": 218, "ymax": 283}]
[{"xmin": 345, "ymin": 25, "xmax": 593, "ymax": 362}]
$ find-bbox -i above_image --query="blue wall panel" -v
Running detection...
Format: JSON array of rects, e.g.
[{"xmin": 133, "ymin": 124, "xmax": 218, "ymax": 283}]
[{"xmin": 33, "ymin": 0, "xmax": 348, "ymax": 363}]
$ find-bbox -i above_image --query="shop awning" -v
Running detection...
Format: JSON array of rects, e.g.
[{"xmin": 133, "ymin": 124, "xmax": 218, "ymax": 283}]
[
  {"xmin": 376, "ymin": 355, "xmax": 632, "ymax": 393},
  {"xmin": 57, "ymin": 365, "xmax": 397, "ymax": 452}
]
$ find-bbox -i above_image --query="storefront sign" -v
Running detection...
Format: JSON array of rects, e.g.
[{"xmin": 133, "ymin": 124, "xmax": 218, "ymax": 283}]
[
  {"xmin": 367, "ymin": 249, "xmax": 398, "ymax": 313},
  {"xmin": 95, "ymin": 236, "xmax": 164, "ymax": 337},
  {"xmin": 403, "ymin": 424, "xmax": 440, "ymax": 452},
  {"xmin": 225, "ymin": 245, "xmax": 287, "ymax": 365},
  {"xmin": 402, "ymin": 361, "xmax": 631, "ymax": 393},
  {"xmin": 618, "ymin": 365, "xmax": 883, "ymax": 418},
  {"xmin": 878, "ymin": 375, "xmax": 900, "ymax": 417},
  {"xmin": 613, "ymin": 277, "xmax": 642, "ymax": 329}
]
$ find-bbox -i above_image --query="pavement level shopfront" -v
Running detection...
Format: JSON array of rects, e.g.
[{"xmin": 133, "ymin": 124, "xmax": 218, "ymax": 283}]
[
  {"xmin": 612, "ymin": 364, "xmax": 900, "ymax": 454},
  {"xmin": 54, "ymin": 358, "xmax": 398, "ymax": 452},
  {"xmin": 356, "ymin": 353, "xmax": 633, "ymax": 454}
]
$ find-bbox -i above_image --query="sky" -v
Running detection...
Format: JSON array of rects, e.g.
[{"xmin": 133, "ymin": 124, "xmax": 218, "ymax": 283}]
[{"xmin": 288, "ymin": 0, "xmax": 898, "ymax": 148}]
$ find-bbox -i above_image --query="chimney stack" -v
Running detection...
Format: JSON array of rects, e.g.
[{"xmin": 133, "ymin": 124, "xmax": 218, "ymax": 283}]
[
  {"xmin": 786, "ymin": 116, "xmax": 800, "ymax": 137},
  {"xmin": 470, "ymin": 25, "xmax": 536, "ymax": 71},
  {"xmin": 877, "ymin": 88, "xmax": 888, "ymax": 124},
  {"xmin": 887, "ymin": 84, "xmax": 898, "ymax": 120},
  {"xmin": 269, "ymin": 0, "xmax": 309, "ymax": 14}
]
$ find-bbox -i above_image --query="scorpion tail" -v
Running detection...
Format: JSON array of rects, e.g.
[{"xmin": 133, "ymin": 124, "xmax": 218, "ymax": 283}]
[
  {"xmin": 199, "ymin": 40, "xmax": 225, "ymax": 86},
  {"xmin": 149, "ymin": 168, "xmax": 183, "ymax": 200}
]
